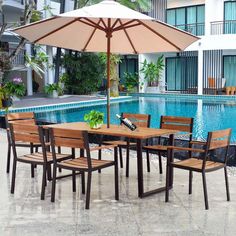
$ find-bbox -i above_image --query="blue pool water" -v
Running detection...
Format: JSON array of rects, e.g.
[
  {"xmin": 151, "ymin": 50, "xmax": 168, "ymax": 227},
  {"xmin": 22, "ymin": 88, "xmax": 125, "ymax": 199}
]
[{"xmin": 35, "ymin": 96, "xmax": 236, "ymax": 143}]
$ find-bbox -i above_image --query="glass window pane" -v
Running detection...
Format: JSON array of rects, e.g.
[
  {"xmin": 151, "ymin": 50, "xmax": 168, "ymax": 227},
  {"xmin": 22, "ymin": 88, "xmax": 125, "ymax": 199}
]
[
  {"xmin": 167, "ymin": 9, "xmax": 176, "ymax": 25},
  {"xmin": 224, "ymin": 56, "xmax": 236, "ymax": 86},
  {"xmin": 176, "ymin": 8, "xmax": 185, "ymax": 30}
]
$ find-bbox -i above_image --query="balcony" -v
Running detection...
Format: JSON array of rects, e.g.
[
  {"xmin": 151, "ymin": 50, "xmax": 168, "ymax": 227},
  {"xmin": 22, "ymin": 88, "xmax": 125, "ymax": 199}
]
[
  {"xmin": 173, "ymin": 23, "xmax": 205, "ymax": 36},
  {"xmin": 211, "ymin": 20, "xmax": 236, "ymax": 35},
  {"xmin": 2, "ymin": 0, "xmax": 25, "ymax": 13},
  {"xmin": 8, "ymin": 48, "xmax": 25, "ymax": 67}
]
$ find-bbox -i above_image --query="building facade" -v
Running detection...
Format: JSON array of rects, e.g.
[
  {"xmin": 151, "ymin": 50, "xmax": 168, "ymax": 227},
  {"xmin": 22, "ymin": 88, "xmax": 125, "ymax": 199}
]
[
  {"xmin": 140, "ymin": 0, "xmax": 236, "ymax": 95},
  {"xmin": 2, "ymin": 0, "xmax": 236, "ymax": 95}
]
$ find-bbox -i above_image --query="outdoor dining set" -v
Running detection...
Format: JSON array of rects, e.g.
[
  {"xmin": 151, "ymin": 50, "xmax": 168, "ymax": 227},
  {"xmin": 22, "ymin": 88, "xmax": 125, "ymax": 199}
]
[{"xmin": 4, "ymin": 111, "xmax": 231, "ymax": 210}]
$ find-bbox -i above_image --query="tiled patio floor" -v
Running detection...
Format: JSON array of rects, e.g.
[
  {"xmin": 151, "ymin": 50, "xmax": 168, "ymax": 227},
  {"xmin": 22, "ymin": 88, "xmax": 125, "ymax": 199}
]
[{"xmin": 0, "ymin": 130, "xmax": 236, "ymax": 236}]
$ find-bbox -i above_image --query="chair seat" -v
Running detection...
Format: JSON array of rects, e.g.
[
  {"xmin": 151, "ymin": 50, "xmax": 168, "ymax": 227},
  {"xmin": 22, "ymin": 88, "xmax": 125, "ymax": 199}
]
[
  {"xmin": 103, "ymin": 140, "xmax": 136, "ymax": 147},
  {"xmin": 58, "ymin": 157, "xmax": 114, "ymax": 170},
  {"xmin": 143, "ymin": 145, "xmax": 168, "ymax": 151},
  {"xmin": 171, "ymin": 158, "xmax": 224, "ymax": 172},
  {"xmin": 17, "ymin": 152, "xmax": 71, "ymax": 164}
]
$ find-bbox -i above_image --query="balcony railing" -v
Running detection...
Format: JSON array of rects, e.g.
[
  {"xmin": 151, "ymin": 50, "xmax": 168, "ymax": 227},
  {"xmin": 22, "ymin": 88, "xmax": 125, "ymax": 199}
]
[
  {"xmin": 8, "ymin": 48, "xmax": 25, "ymax": 66},
  {"xmin": 174, "ymin": 23, "xmax": 205, "ymax": 36},
  {"xmin": 211, "ymin": 20, "xmax": 236, "ymax": 35}
]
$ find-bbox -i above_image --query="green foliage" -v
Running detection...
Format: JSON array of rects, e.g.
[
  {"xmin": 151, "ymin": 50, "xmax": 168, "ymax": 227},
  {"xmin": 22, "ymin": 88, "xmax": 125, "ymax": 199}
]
[
  {"xmin": 44, "ymin": 83, "xmax": 62, "ymax": 95},
  {"xmin": 0, "ymin": 86, "xmax": 11, "ymax": 100},
  {"xmin": 140, "ymin": 55, "xmax": 164, "ymax": 86},
  {"xmin": 84, "ymin": 110, "xmax": 104, "ymax": 128},
  {"xmin": 4, "ymin": 78, "xmax": 26, "ymax": 98},
  {"xmin": 124, "ymin": 72, "xmax": 139, "ymax": 92},
  {"xmin": 61, "ymin": 52, "xmax": 105, "ymax": 95},
  {"xmin": 31, "ymin": 10, "xmax": 42, "ymax": 23},
  {"xmin": 25, "ymin": 50, "xmax": 48, "ymax": 79}
]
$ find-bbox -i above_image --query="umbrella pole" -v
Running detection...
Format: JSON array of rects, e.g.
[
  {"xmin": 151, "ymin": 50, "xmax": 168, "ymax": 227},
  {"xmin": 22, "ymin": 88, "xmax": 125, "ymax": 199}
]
[{"xmin": 106, "ymin": 19, "xmax": 111, "ymax": 128}]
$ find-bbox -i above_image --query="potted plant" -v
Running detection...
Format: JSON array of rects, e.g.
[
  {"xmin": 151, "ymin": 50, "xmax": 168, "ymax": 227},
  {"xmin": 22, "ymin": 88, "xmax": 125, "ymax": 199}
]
[
  {"xmin": 123, "ymin": 72, "xmax": 139, "ymax": 93},
  {"xmin": 140, "ymin": 55, "xmax": 164, "ymax": 93},
  {"xmin": 84, "ymin": 110, "xmax": 104, "ymax": 129},
  {"xmin": 0, "ymin": 86, "xmax": 12, "ymax": 108},
  {"xmin": 4, "ymin": 77, "xmax": 26, "ymax": 100},
  {"xmin": 44, "ymin": 83, "xmax": 62, "ymax": 98}
]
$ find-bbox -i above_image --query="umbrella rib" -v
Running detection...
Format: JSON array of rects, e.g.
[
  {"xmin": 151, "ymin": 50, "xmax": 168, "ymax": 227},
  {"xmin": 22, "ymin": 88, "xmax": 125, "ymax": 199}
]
[
  {"xmin": 111, "ymin": 19, "xmax": 120, "ymax": 29},
  {"xmin": 113, "ymin": 19, "xmax": 138, "ymax": 31},
  {"xmin": 82, "ymin": 19, "xmax": 102, "ymax": 51},
  {"xmin": 100, "ymin": 18, "xmax": 107, "ymax": 29},
  {"xmin": 33, "ymin": 18, "xmax": 79, "ymax": 44},
  {"xmin": 78, "ymin": 18, "xmax": 106, "ymax": 32},
  {"xmin": 137, "ymin": 20, "xmax": 182, "ymax": 51},
  {"xmin": 118, "ymin": 19, "xmax": 137, "ymax": 54},
  {"xmin": 113, "ymin": 22, "xmax": 141, "ymax": 32}
]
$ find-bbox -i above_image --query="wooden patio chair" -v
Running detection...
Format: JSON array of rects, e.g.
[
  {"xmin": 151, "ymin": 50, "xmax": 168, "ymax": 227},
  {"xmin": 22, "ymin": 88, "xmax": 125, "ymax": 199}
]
[
  {"xmin": 5, "ymin": 112, "xmax": 41, "ymax": 174},
  {"xmin": 49, "ymin": 128, "xmax": 119, "ymax": 209},
  {"xmin": 165, "ymin": 128, "xmax": 231, "ymax": 210},
  {"xmin": 143, "ymin": 116, "xmax": 194, "ymax": 174},
  {"xmin": 102, "ymin": 113, "xmax": 151, "ymax": 177},
  {"xmin": 9, "ymin": 123, "xmax": 72, "ymax": 200}
]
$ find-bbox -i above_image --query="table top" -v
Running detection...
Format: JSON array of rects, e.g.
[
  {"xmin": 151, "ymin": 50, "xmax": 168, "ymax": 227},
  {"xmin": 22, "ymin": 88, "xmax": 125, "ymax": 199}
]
[{"xmin": 46, "ymin": 122, "xmax": 179, "ymax": 139}]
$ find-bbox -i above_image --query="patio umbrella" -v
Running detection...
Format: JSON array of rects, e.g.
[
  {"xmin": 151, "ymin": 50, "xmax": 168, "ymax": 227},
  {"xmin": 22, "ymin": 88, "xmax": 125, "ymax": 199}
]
[{"xmin": 13, "ymin": 0, "xmax": 199, "ymax": 127}]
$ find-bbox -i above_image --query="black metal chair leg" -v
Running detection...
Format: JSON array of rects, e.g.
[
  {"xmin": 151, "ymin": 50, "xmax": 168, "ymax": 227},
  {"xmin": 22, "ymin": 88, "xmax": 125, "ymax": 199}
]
[
  {"xmin": 189, "ymin": 171, "xmax": 193, "ymax": 194},
  {"xmin": 6, "ymin": 143, "xmax": 11, "ymax": 173},
  {"xmin": 119, "ymin": 146, "xmax": 123, "ymax": 168},
  {"xmin": 224, "ymin": 167, "xmax": 230, "ymax": 201},
  {"xmin": 202, "ymin": 172, "xmax": 209, "ymax": 210},
  {"xmin": 125, "ymin": 145, "xmax": 130, "ymax": 177},
  {"xmin": 81, "ymin": 172, "xmax": 85, "ymax": 194},
  {"xmin": 165, "ymin": 163, "xmax": 170, "ymax": 202},
  {"xmin": 98, "ymin": 149, "xmax": 102, "ymax": 173},
  {"xmin": 158, "ymin": 152, "xmax": 162, "ymax": 174},
  {"xmin": 11, "ymin": 159, "xmax": 17, "ymax": 194},
  {"xmin": 146, "ymin": 150, "xmax": 150, "ymax": 173},
  {"xmin": 51, "ymin": 164, "xmax": 57, "ymax": 202},
  {"xmin": 41, "ymin": 165, "xmax": 47, "ymax": 200},
  {"xmin": 47, "ymin": 164, "xmax": 52, "ymax": 181},
  {"xmin": 85, "ymin": 172, "xmax": 92, "ymax": 209},
  {"xmin": 114, "ymin": 147, "xmax": 119, "ymax": 200},
  {"xmin": 31, "ymin": 164, "xmax": 35, "ymax": 178},
  {"xmin": 72, "ymin": 170, "xmax": 76, "ymax": 192}
]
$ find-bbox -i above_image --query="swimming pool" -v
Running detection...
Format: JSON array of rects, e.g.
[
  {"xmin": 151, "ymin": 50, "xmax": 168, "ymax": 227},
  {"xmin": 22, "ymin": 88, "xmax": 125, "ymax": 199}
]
[{"xmin": 35, "ymin": 96, "xmax": 236, "ymax": 143}]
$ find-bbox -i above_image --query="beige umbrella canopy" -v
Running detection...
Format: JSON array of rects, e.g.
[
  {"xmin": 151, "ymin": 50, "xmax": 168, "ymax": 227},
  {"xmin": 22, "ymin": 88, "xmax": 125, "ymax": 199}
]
[{"xmin": 14, "ymin": 0, "xmax": 199, "ymax": 127}]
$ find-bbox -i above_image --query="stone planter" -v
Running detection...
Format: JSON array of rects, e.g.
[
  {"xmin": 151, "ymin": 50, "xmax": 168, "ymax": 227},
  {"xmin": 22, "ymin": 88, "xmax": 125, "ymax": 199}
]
[
  {"xmin": 145, "ymin": 86, "xmax": 160, "ymax": 93},
  {"xmin": 50, "ymin": 90, "xmax": 58, "ymax": 98}
]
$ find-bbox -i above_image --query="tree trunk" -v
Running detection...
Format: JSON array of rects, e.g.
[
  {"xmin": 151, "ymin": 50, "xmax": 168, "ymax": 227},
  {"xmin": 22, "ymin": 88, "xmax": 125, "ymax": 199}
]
[{"xmin": 110, "ymin": 61, "xmax": 119, "ymax": 97}]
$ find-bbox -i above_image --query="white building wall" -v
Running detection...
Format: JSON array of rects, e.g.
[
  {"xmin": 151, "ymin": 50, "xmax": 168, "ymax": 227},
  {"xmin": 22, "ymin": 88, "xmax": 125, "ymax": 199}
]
[{"xmin": 167, "ymin": 0, "xmax": 205, "ymax": 8}]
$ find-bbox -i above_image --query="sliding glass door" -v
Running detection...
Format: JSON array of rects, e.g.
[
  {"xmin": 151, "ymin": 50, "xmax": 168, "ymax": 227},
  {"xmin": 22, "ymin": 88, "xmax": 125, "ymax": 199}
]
[
  {"xmin": 223, "ymin": 56, "xmax": 236, "ymax": 86},
  {"xmin": 166, "ymin": 57, "xmax": 197, "ymax": 92},
  {"xmin": 224, "ymin": 1, "xmax": 236, "ymax": 34}
]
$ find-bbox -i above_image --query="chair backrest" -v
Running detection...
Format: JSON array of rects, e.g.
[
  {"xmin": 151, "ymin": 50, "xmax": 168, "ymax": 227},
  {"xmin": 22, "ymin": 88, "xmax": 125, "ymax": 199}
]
[
  {"xmin": 6, "ymin": 112, "xmax": 35, "ymax": 127},
  {"xmin": 208, "ymin": 77, "xmax": 216, "ymax": 88},
  {"xmin": 160, "ymin": 116, "xmax": 194, "ymax": 133},
  {"xmin": 203, "ymin": 128, "xmax": 231, "ymax": 168},
  {"xmin": 9, "ymin": 123, "xmax": 46, "ymax": 160},
  {"xmin": 49, "ymin": 128, "xmax": 92, "ymax": 168},
  {"xmin": 121, "ymin": 113, "xmax": 151, "ymax": 128}
]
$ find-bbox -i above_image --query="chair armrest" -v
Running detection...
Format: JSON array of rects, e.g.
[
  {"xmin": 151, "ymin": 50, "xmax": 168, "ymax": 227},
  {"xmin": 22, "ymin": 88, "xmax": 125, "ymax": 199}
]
[
  {"xmin": 167, "ymin": 146, "xmax": 205, "ymax": 153},
  {"xmin": 90, "ymin": 144, "xmax": 117, "ymax": 152},
  {"xmin": 190, "ymin": 140, "xmax": 206, "ymax": 145}
]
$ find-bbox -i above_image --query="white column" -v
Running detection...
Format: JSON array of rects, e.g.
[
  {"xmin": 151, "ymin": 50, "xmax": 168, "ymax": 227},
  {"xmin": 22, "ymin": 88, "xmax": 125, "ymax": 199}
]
[
  {"xmin": 25, "ymin": 44, "xmax": 33, "ymax": 96},
  {"xmin": 45, "ymin": 0, "xmax": 54, "ymax": 85},
  {"xmin": 138, "ymin": 54, "xmax": 145, "ymax": 93},
  {"xmin": 198, "ymin": 49, "xmax": 203, "ymax": 95}
]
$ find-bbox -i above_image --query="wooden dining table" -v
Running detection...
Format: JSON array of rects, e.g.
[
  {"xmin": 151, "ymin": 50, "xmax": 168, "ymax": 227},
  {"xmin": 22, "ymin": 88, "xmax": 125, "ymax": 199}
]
[{"xmin": 45, "ymin": 122, "xmax": 179, "ymax": 198}]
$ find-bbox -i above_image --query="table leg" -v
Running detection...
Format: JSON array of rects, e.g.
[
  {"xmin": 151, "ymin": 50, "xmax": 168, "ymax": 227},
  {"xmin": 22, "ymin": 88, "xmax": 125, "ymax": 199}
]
[
  {"xmin": 169, "ymin": 134, "xmax": 174, "ymax": 187},
  {"xmin": 137, "ymin": 139, "xmax": 144, "ymax": 197}
]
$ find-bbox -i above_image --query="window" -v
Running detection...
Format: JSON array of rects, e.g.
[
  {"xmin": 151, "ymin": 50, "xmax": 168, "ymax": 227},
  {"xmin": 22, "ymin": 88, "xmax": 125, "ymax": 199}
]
[
  {"xmin": 166, "ymin": 5, "xmax": 205, "ymax": 36},
  {"xmin": 223, "ymin": 56, "xmax": 236, "ymax": 86},
  {"xmin": 166, "ymin": 56, "xmax": 197, "ymax": 92},
  {"xmin": 224, "ymin": 1, "xmax": 236, "ymax": 34}
]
